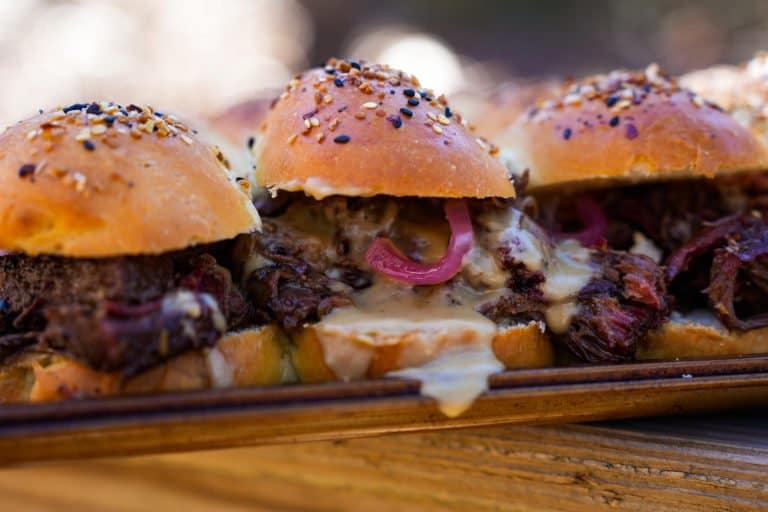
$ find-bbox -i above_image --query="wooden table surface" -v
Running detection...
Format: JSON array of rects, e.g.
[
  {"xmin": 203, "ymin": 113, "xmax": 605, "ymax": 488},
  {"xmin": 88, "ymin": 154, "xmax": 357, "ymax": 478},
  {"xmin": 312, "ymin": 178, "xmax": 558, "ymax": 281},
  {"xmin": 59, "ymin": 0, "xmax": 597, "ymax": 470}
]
[{"xmin": 1, "ymin": 413, "xmax": 765, "ymax": 511}]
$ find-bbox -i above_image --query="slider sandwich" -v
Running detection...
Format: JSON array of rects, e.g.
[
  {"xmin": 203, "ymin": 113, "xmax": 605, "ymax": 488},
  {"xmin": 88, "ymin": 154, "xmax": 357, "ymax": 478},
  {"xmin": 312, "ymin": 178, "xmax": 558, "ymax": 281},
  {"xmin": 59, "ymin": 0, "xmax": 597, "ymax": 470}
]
[
  {"xmin": 0, "ymin": 102, "xmax": 292, "ymax": 401},
  {"xmin": 499, "ymin": 65, "xmax": 768, "ymax": 362},
  {"xmin": 247, "ymin": 59, "xmax": 593, "ymax": 415}
]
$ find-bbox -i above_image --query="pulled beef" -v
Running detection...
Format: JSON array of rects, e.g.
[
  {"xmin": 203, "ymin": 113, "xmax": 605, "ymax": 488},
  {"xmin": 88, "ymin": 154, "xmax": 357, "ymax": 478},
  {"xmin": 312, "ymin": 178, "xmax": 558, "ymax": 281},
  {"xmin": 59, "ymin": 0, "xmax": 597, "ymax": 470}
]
[
  {"xmin": 41, "ymin": 292, "xmax": 225, "ymax": 373},
  {"xmin": 667, "ymin": 215, "xmax": 768, "ymax": 331},
  {"xmin": 245, "ymin": 221, "xmax": 355, "ymax": 329},
  {"xmin": 478, "ymin": 260, "xmax": 546, "ymax": 324},
  {"xmin": 0, "ymin": 254, "xmax": 175, "ymax": 331},
  {"xmin": 562, "ymin": 251, "xmax": 670, "ymax": 362},
  {"xmin": 540, "ymin": 180, "xmax": 729, "ymax": 253},
  {"xmin": 0, "ymin": 242, "xmax": 249, "ymax": 371}
]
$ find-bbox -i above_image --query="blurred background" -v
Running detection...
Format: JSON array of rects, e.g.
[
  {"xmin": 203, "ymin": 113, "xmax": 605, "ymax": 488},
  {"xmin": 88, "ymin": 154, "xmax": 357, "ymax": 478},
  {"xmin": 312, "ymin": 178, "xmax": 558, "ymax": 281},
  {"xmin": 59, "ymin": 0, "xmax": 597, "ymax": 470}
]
[{"xmin": 0, "ymin": 0, "xmax": 766, "ymax": 126}]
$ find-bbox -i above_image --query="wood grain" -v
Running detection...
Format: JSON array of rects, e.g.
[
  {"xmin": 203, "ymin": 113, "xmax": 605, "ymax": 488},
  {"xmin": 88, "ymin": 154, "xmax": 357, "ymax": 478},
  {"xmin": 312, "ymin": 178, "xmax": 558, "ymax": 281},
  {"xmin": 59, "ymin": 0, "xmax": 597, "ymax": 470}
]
[
  {"xmin": 2, "ymin": 416, "xmax": 766, "ymax": 512},
  {"xmin": 1, "ymin": 374, "xmax": 768, "ymax": 465}
]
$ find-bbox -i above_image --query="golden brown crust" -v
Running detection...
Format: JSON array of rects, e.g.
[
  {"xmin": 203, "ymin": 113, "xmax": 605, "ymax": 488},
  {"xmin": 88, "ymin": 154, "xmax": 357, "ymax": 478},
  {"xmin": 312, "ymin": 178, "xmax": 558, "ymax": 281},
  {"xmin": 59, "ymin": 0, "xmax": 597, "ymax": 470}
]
[
  {"xmin": 211, "ymin": 325, "xmax": 291, "ymax": 386},
  {"xmin": 0, "ymin": 102, "xmax": 260, "ymax": 257},
  {"xmin": 681, "ymin": 53, "xmax": 768, "ymax": 143},
  {"xmin": 0, "ymin": 327, "xmax": 289, "ymax": 403},
  {"xmin": 639, "ymin": 321, "xmax": 768, "ymax": 360},
  {"xmin": 290, "ymin": 322, "xmax": 554, "ymax": 383},
  {"xmin": 473, "ymin": 79, "xmax": 563, "ymax": 141},
  {"xmin": 209, "ymin": 97, "xmax": 273, "ymax": 148},
  {"xmin": 255, "ymin": 59, "xmax": 515, "ymax": 199},
  {"xmin": 502, "ymin": 65, "xmax": 768, "ymax": 191}
]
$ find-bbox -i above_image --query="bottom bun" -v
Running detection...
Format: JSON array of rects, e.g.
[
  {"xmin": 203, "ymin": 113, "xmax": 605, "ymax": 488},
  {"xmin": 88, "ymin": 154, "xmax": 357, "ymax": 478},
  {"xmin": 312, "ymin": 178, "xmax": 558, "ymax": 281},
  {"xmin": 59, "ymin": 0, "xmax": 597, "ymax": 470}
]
[
  {"xmin": 0, "ymin": 325, "xmax": 292, "ymax": 403},
  {"xmin": 638, "ymin": 320, "xmax": 768, "ymax": 360},
  {"xmin": 290, "ymin": 321, "xmax": 555, "ymax": 383}
]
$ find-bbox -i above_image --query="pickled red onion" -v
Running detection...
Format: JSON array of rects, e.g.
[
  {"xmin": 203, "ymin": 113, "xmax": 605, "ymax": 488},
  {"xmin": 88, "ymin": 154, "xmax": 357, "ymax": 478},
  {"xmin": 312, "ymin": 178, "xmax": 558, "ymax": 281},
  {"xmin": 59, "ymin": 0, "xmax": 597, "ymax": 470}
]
[
  {"xmin": 553, "ymin": 196, "xmax": 607, "ymax": 246},
  {"xmin": 365, "ymin": 200, "xmax": 474, "ymax": 285}
]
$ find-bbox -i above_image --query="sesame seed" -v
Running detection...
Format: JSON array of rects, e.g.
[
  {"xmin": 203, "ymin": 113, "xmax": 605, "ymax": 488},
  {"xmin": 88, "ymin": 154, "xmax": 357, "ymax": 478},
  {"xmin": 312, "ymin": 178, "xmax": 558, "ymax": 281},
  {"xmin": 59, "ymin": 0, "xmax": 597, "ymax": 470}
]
[
  {"xmin": 400, "ymin": 107, "xmax": 413, "ymax": 117},
  {"xmin": 562, "ymin": 128, "xmax": 572, "ymax": 140},
  {"xmin": 247, "ymin": 136, "xmax": 255, "ymax": 149},
  {"xmin": 17, "ymin": 163, "xmax": 35, "ymax": 178},
  {"xmin": 82, "ymin": 140, "xmax": 95, "ymax": 151},
  {"xmin": 609, "ymin": 116, "xmax": 620, "ymax": 127},
  {"xmin": 316, "ymin": 132, "xmax": 326, "ymax": 143},
  {"xmin": 359, "ymin": 82, "xmax": 373, "ymax": 94},
  {"xmin": 563, "ymin": 94, "xmax": 581, "ymax": 106},
  {"xmin": 180, "ymin": 134, "xmax": 193, "ymax": 145},
  {"xmin": 407, "ymin": 98, "xmax": 419, "ymax": 107},
  {"xmin": 362, "ymin": 102, "xmax": 378, "ymax": 110},
  {"xmin": 304, "ymin": 119, "xmax": 312, "ymax": 129},
  {"xmin": 310, "ymin": 117, "xmax": 320, "ymax": 127},
  {"xmin": 287, "ymin": 133, "xmax": 298, "ymax": 145},
  {"xmin": 403, "ymin": 89, "xmax": 415, "ymax": 97},
  {"xmin": 437, "ymin": 114, "xmax": 450, "ymax": 126},
  {"xmin": 334, "ymin": 134, "xmax": 350, "ymax": 144},
  {"xmin": 26, "ymin": 130, "xmax": 38, "ymax": 141},
  {"xmin": 349, "ymin": 61, "xmax": 361, "ymax": 70},
  {"xmin": 426, "ymin": 112, "xmax": 437, "ymax": 122},
  {"xmin": 625, "ymin": 123, "xmax": 639, "ymax": 140},
  {"xmin": 444, "ymin": 107, "xmax": 453, "ymax": 118},
  {"xmin": 333, "ymin": 78, "xmax": 344, "ymax": 87},
  {"xmin": 432, "ymin": 124, "xmax": 443, "ymax": 135},
  {"xmin": 386, "ymin": 115, "xmax": 403, "ymax": 129},
  {"xmin": 323, "ymin": 94, "xmax": 333, "ymax": 104},
  {"xmin": 75, "ymin": 128, "xmax": 91, "ymax": 141},
  {"xmin": 62, "ymin": 103, "xmax": 87, "ymax": 113},
  {"xmin": 91, "ymin": 124, "xmax": 107, "ymax": 135},
  {"xmin": 354, "ymin": 112, "xmax": 366, "ymax": 120}
]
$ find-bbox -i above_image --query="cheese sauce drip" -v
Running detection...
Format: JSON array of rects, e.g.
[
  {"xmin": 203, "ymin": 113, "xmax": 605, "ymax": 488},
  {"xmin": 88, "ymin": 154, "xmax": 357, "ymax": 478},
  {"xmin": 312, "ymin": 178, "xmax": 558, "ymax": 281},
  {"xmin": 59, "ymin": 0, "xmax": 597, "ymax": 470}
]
[
  {"xmin": 478, "ymin": 208, "xmax": 595, "ymax": 334},
  {"xmin": 313, "ymin": 279, "xmax": 504, "ymax": 416}
]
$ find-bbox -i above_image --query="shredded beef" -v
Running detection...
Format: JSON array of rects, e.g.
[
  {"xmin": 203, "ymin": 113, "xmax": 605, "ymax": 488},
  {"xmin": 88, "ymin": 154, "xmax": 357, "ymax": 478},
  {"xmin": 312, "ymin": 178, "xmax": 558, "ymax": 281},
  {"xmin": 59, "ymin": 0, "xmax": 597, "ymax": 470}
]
[
  {"xmin": 0, "ymin": 241, "xmax": 250, "ymax": 371},
  {"xmin": 562, "ymin": 251, "xmax": 670, "ymax": 362},
  {"xmin": 41, "ymin": 291, "xmax": 225, "ymax": 373},
  {"xmin": 479, "ymin": 255, "xmax": 547, "ymax": 325},
  {"xmin": 704, "ymin": 218, "xmax": 768, "ymax": 330},
  {"xmin": 246, "ymin": 221, "xmax": 356, "ymax": 329},
  {"xmin": 540, "ymin": 180, "xmax": 729, "ymax": 253},
  {"xmin": 0, "ymin": 254, "xmax": 176, "ymax": 331}
]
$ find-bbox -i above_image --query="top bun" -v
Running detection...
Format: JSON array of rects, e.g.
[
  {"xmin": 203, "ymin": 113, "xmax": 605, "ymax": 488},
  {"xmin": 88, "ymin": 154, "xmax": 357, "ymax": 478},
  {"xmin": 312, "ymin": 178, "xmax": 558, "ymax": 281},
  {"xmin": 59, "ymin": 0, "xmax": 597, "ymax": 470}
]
[
  {"xmin": 473, "ymin": 79, "xmax": 562, "ymax": 141},
  {"xmin": 254, "ymin": 58, "xmax": 515, "ymax": 199},
  {"xmin": 501, "ymin": 65, "xmax": 768, "ymax": 191},
  {"xmin": 681, "ymin": 52, "xmax": 768, "ymax": 143},
  {"xmin": 209, "ymin": 96, "xmax": 273, "ymax": 148},
  {"xmin": 0, "ymin": 102, "xmax": 260, "ymax": 257}
]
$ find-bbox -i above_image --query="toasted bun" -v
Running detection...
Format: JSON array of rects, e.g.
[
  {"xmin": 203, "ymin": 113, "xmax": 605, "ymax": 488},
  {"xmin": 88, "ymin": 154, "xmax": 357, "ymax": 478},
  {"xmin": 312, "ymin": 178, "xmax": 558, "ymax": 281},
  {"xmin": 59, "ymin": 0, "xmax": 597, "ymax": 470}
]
[
  {"xmin": 290, "ymin": 321, "xmax": 554, "ymax": 383},
  {"xmin": 501, "ymin": 65, "xmax": 768, "ymax": 191},
  {"xmin": 209, "ymin": 97, "xmax": 273, "ymax": 148},
  {"xmin": 681, "ymin": 52, "xmax": 768, "ymax": 143},
  {"xmin": 639, "ymin": 319, "xmax": 768, "ymax": 360},
  {"xmin": 0, "ymin": 326, "xmax": 290, "ymax": 403},
  {"xmin": 0, "ymin": 102, "xmax": 260, "ymax": 257},
  {"xmin": 254, "ymin": 58, "xmax": 515, "ymax": 199}
]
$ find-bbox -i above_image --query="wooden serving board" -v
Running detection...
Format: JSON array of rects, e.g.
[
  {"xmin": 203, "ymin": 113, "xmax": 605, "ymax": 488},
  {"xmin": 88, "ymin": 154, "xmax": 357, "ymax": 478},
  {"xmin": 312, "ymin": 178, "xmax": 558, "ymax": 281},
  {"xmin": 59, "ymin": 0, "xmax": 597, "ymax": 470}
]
[{"xmin": 0, "ymin": 356, "xmax": 767, "ymax": 465}]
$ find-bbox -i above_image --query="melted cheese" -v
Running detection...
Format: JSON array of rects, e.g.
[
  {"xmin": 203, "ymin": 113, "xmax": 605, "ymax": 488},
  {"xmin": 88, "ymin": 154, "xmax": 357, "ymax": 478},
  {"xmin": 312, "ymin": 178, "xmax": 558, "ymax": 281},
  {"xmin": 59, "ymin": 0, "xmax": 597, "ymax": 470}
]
[
  {"xmin": 388, "ymin": 345, "xmax": 504, "ymax": 418},
  {"xmin": 670, "ymin": 310, "xmax": 728, "ymax": 332},
  {"xmin": 481, "ymin": 208, "xmax": 594, "ymax": 333},
  {"xmin": 313, "ymin": 280, "xmax": 502, "ymax": 414},
  {"xmin": 629, "ymin": 231, "xmax": 663, "ymax": 263}
]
